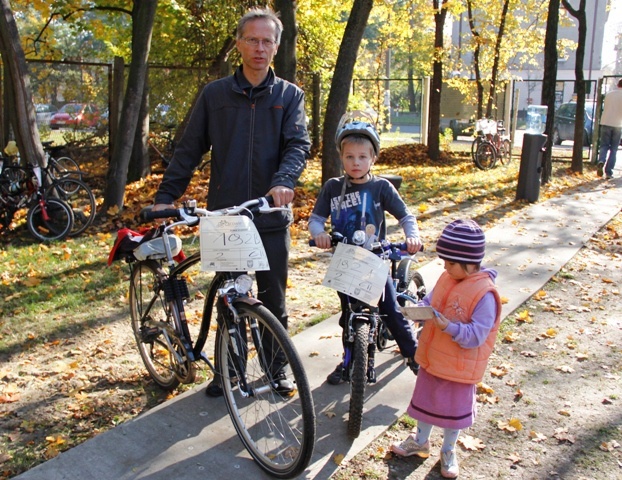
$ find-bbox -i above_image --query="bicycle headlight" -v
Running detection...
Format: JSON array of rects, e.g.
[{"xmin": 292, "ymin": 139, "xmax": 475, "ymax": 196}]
[{"xmin": 234, "ymin": 274, "xmax": 254, "ymax": 294}]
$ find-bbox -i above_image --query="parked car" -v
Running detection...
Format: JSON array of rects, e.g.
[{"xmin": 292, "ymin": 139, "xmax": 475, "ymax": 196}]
[
  {"xmin": 35, "ymin": 104, "xmax": 58, "ymax": 126},
  {"xmin": 552, "ymin": 101, "xmax": 596, "ymax": 146},
  {"xmin": 49, "ymin": 103, "xmax": 101, "ymax": 130}
]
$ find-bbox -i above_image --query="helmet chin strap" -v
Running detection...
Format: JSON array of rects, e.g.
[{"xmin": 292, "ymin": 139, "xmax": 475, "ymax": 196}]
[{"xmin": 336, "ymin": 169, "xmax": 372, "ymax": 220}]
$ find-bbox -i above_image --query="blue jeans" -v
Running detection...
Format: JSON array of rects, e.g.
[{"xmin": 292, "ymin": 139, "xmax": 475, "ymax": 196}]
[{"xmin": 598, "ymin": 125, "xmax": 622, "ymax": 177}]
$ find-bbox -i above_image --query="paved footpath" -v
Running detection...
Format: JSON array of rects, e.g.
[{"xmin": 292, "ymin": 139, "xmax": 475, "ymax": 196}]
[{"xmin": 15, "ymin": 176, "xmax": 622, "ymax": 480}]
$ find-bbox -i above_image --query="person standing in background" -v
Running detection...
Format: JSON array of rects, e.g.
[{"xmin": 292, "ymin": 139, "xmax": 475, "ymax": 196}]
[{"xmin": 597, "ymin": 79, "xmax": 622, "ymax": 180}]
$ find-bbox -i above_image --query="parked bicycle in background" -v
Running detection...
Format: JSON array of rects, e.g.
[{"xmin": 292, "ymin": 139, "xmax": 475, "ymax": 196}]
[{"xmin": 473, "ymin": 119, "xmax": 512, "ymax": 170}]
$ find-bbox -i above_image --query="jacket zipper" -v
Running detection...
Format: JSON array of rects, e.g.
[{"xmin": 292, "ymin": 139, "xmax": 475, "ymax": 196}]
[{"xmin": 248, "ymin": 99, "xmax": 256, "ymax": 200}]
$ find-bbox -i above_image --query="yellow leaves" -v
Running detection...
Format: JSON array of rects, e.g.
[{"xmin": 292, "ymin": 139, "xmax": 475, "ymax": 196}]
[
  {"xmin": 539, "ymin": 328, "xmax": 558, "ymax": 339},
  {"xmin": 333, "ymin": 453, "xmax": 345, "ymax": 465},
  {"xmin": 489, "ymin": 363, "xmax": 511, "ymax": 378},
  {"xmin": 23, "ymin": 277, "xmax": 42, "ymax": 287},
  {"xmin": 500, "ymin": 296, "xmax": 509, "ymax": 304},
  {"xmin": 417, "ymin": 203, "xmax": 429, "ymax": 213},
  {"xmin": 534, "ymin": 290, "xmax": 547, "ymax": 300},
  {"xmin": 106, "ymin": 205, "xmax": 121, "ymax": 216},
  {"xmin": 515, "ymin": 310, "xmax": 533, "ymax": 323},
  {"xmin": 459, "ymin": 434, "xmax": 486, "ymax": 451},
  {"xmin": 498, "ymin": 418, "xmax": 523, "ymax": 432},
  {"xmin": 553, "ymin": 427, "xmax": 575, "ymax": 443},
  {"xmin": 555, "ymin": 365, "xmax": 574, "ymax": 373},
  {"xmin": 529, "ymin": 430, "xmax": 547, "ymax": 442},
  {"xmin": 503, "ymin": 331, "xmax": 519, "ymax": 343},
  {"xmin": 599, "ymin": 440, "xmax": 621, "ymax": 452}
]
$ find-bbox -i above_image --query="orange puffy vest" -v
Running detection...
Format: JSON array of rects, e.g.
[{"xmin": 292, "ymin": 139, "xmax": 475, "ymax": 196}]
[{"xmin": 415, "ymin": 270, "xmax": 501, "ymax": 384}]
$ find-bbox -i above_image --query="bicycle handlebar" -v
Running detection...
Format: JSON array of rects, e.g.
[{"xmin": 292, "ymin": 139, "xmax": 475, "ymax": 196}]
[
  {"xmin": 309, "ymin": 232, "xmax": 423, "ymax": 254},
  {"xmin": 141, "ymin": 196, "xmax": 287, "ymax": 224}
]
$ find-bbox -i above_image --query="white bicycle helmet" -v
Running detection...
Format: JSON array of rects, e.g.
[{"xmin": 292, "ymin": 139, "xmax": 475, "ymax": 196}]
[{"xmin": 335, "ymin": 110, "xmax": 381, "ymax": 155}]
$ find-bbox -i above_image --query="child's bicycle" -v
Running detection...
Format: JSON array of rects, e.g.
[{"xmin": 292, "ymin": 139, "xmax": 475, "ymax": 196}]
[
  {"xmin": 312, "ymin": 231, "xmax": 426, "ymax": 438},
  {"xmin": 108, "ymin": 197, "xmax": 315, "ymax": 479},
  {"xmin": 473, "ymin": 119, "xmax": 512, "ymax": 170}
]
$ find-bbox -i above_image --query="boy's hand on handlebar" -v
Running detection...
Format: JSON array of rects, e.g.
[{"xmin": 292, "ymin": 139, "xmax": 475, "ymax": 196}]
[
  {"xmin": 266, "ymin": 186, "xmax": 294, "ymax": 207},
  {"xmin": 405, "ymin": 237, "xmax": 423, "ymax": 254},
  {"xmin": 313, "ymin": 232, "xmax": 332, "ymax": 249}
]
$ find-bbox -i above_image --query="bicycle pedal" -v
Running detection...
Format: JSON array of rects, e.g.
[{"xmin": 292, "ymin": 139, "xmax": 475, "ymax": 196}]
[{"xmin": 140, "ymin": 326, "xmax": 161, "ymax": 343}]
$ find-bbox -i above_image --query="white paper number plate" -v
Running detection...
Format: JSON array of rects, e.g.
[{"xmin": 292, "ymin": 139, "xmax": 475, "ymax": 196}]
[
  {"xmin": 199, "ymin": 216, "xmax": 269, "ymax": 271},
  {"xmin": 322, "ymin": 243, "xmax": 389, "ymax": 305}
]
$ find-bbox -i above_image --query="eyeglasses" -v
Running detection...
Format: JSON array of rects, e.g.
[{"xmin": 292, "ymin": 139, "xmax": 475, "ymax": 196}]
[{"xmin": 241, "ymin": 37, "xmax": 276, "ymax": 48}]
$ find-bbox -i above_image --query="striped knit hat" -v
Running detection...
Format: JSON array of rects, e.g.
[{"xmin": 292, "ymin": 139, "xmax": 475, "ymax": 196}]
[{"xmin": 436, "ymin": 219, "xmax": 486, "ymax": 264}]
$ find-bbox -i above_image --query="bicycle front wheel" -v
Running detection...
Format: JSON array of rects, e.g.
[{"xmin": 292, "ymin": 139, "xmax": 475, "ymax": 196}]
[
  {"xmin": 216, "ymin": 303, "xmax": 315, "ymax": 479},
  {"xmin": 26, "ymin": 198, "xmax": 74, "ymax": 242},
  {"xmin": 474, "ymin": 142, "xmax": 497, "ymax": 170},
  {"xmin": 348, "ymin": 321, "xmax": 370, "ymax": 438},
  {"xmin": 499, "ymin": 139, "xmax": 512, "ymax": 165}
]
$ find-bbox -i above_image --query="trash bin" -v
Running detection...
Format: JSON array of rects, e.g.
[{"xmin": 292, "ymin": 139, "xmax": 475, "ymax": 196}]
[{"xmin": 516, "ymin": 133, "xmax": 547, "ymax": 202}]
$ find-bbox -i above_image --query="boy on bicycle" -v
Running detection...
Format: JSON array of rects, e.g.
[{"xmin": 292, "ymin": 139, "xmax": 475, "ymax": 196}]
[{"xmin": 308, "ymin": 111, "xmax": 421, "ymax": 384}]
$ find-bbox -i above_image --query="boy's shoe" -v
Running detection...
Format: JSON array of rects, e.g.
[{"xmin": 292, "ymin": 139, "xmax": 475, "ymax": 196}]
[
  {"xmin": 606, "ymin": 175, "xmax": 614, "ymax": 180},
  {"xmin": 597, "ymin": 162, "xmax": 604, "ymax": 177},
  {"xmin": 440, "ymin": 449, "xmax": 459, "ymax": 478},
  {"xmin": 327, "ymin": 362, "xmax": 345, "ymax": 385},
  {"xmin": 272, "ymin": 373, "xmax": 296, "ymax": 395},
  {"xmin": 390, "ymin": 434, "xmax": 430, "ymax": 458}
]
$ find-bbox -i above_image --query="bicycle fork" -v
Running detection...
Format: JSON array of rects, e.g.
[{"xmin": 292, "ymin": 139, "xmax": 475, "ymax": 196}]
[{"xmin": 344, "ymin": 312, "xmax": 379, "ymax": 384}]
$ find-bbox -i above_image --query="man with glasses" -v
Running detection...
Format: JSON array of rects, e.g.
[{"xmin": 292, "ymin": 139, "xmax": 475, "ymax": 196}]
[{"xmin": 153, "ymin": 7, "xmax": 310, "ymax": 396}]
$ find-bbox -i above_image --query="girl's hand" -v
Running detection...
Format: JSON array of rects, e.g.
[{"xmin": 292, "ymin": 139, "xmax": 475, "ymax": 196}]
[
  {"xmin": 314, "ymin": 232, "xmax": 332, "ymax": 249},
  {"xmin": 405, "ymin": 237, "xmax": 423, "ymax": 254},
  {"xmin": 432, "ymin": 310, "xmax": 450, "ymax": 331}
]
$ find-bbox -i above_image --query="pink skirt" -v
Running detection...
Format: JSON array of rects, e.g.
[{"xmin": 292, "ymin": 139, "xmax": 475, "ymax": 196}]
[{"xmin": 406, "ymin": 367, "xmax": 477, "ymax": 429}]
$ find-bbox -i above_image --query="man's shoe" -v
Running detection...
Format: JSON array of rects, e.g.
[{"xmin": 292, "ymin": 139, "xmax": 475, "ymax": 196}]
[
  {"xmin": 390, "ymin": 434, "xmax": 430, "ymax": 458},
  {"xmin": 606, "ymin": 175, "xmax": 614, "ymax": 180},
  {"xmin": 205, "ymin": 379, "xmax": 223, "ymax": 397},
  {"xmin": 440, "ymin": 449, "xmax": 459, "ymax": 478},
  {"xmin": 597, "ymin": 162, "xmax": 604, "ymax": 177},
  {"xmin": 327, "ymin": 362, "xmax": 345, "ymax": 385}
]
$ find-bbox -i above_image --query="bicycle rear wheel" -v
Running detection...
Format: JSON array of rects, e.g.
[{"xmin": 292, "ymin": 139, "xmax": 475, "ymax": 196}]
[
  {"xmin": 216, "ymin": 303, "xmax": 315, "ymax": 479},
  {"xmin": 348, "ymin": 320, "xmax": 370, "ymax": 438},
  {"xmin": 499, "ymin": 139, "xmax": 512, "ymax": 165},
  {"xmin": 49, "ymin": 156, "xmax": 82, "ymax": 181},
  {"xmin": 129, "ymin": 260, "xmax": 195, "ymax": 390},
  {"xmin": 26, "ymin": 198, "xmax": 74, "ymax": 242},
  {"xmin": 474, "ymin": 142, "xmax": 497, "ymax": 170},
  {"xmin": 45, "ymin": 178, "xmax": 96, "ymax": 236}
]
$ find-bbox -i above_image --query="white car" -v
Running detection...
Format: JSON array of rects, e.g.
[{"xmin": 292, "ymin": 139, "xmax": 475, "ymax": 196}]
[{"xmin": 35, "ymin": 104, "xmax": 58, "ymax": 126}]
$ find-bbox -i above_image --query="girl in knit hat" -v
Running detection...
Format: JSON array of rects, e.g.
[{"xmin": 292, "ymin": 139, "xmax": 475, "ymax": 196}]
[{"xmin": 390, "ymin": 219, "xmax": 502, "ymax": 479}]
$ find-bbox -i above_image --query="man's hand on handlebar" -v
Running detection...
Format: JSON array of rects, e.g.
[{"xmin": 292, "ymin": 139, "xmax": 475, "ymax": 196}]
[
  {"xmin": 266, "ymin": 186, "xmax": 294, "ymax": 207},
  {"xmin": 152, "ymin": 203, "xmax": 175, "ymax": 212}
]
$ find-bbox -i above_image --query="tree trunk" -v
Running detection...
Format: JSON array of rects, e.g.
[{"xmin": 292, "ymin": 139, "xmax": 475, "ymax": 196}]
[
  {"xmin": 103, "ymin": 0, "xmax": 157, "ymax": 212},
  {"xmin": 540, "ymin": 0, "xmax": 560, "ymax": 185},
  {"xmin": 321, "ymin": 0, "xmax": 374, "ymax": 183},
  {"xmin": 466, "ymin": 0, "xmax": 484, "ymax": 120},
  {"xmin": 274, "ymin": 0, "xmax": 298, "ymax": 83},
  {"xmin": 0, "ymin": 0, "xmax": 45, "ymax": 167},
  {"xmin": 562, "ymin": 0, "xmax": 587, "ymax": 173},
  {"xmin": 128, "ymin": 79, "xmax": 150, "ymax": 182},
  {"xmin": 485, "ymin": 0, "xmax": 510, "ymax": 118},
  {"xmin": 428, "ymin": 0, "xmax": 449, "ymax": 161}
]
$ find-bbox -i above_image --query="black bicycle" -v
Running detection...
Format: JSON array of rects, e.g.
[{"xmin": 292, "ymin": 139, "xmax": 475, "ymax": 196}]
[
  {"xmin": 313, "ymin": 232, "xmax": 426, "ymax": 438},
  {"xmin": 0, "ymin": 162, "xmax": 74, "ymax": 241},
  {"xmin": 109, "ymin": 197, "xmax": 315, "ymax": 479}
]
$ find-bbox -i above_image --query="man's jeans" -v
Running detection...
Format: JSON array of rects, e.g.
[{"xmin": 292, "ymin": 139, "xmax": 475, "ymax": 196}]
[{"xmin": 599, "ymin": 125, "xmax": 622, "ymax": 177}]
